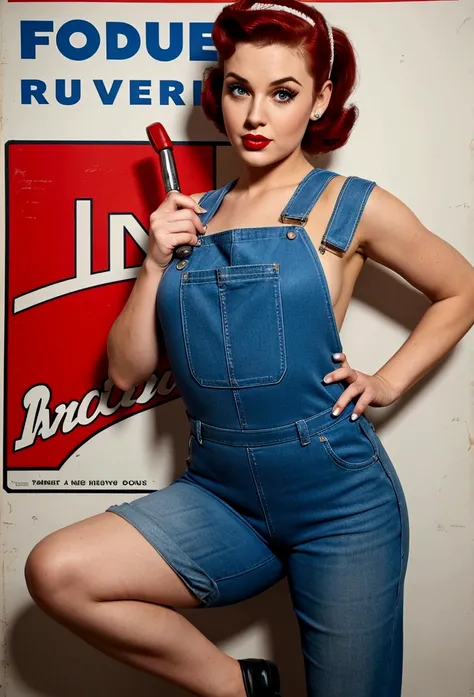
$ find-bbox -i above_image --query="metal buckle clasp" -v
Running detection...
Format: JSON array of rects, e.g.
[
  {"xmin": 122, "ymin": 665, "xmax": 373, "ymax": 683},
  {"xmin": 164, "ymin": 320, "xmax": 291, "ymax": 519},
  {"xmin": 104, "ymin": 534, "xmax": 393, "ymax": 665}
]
[{"xmin": 279, "ymin": 214, "xmax": 308, "ymax": 226}]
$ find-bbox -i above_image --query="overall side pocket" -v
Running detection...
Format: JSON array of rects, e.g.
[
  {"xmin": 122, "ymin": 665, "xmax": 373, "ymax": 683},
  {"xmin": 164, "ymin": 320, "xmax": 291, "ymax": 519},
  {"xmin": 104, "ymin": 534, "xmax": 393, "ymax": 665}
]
[{"xmin": 317, "ymin": 416, "xmax": 379, "ymax": 471}]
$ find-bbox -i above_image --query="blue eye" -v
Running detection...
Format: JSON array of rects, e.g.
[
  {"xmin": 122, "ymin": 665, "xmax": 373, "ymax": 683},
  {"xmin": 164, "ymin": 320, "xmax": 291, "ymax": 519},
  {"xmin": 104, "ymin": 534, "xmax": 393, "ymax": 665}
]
[
  {"xmin": 227, "ymin": 83, "xmax": 297, "ymax": 104},
  {"xmin": 228, "ymin": 84, "xmax": 248, "ymax": 97},
  {"xmin": 274, "ymin": 89, "xmax": 296, "ymax": 102}
]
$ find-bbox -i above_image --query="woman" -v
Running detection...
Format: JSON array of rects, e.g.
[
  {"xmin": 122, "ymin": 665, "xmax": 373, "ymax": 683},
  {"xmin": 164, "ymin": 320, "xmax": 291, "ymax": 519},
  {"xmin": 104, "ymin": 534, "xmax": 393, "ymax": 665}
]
[{"xmin": 25, "ymin": 1, "xmax": 474, "ymax": 696}]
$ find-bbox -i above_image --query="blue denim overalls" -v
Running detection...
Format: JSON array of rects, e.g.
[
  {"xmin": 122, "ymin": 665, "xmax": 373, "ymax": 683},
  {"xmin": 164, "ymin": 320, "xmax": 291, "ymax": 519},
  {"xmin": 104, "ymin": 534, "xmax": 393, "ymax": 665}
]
[{"xmin": 107, "ymin": 167, "xmax": 410, "ymax": 697}]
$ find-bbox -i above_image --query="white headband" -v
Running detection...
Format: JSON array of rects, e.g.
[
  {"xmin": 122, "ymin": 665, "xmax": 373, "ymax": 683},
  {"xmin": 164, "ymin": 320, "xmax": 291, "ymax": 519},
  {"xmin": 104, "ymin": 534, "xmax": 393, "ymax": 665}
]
[{"xmin": 248, "ymin": 3, "xmax": 334, "ymax": 79}]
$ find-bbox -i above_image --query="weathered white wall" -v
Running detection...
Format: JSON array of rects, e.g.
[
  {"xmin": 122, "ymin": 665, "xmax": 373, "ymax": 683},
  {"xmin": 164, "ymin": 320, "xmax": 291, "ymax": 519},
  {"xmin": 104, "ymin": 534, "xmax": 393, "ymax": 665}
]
[{"xmin": 1, "ymin": 0, "xmax": 473, "ymax": 695}]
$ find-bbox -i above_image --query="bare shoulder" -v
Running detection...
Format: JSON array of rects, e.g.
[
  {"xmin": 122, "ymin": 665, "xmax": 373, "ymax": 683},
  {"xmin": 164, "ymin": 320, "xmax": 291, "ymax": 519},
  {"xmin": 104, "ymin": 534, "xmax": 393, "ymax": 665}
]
[
  {"xmin": 358, "ymin": 183, "xmax": 432, "ymax": 258},
  {"xmin": 323, "ymin": 174, "xmax": 348, "ymax": 197},
  {"xmin": 318, "ymin": 175, "xmax": 349, "ymax": 218},
  {"xmin": 358, "ymin": 183, "xmax": 474, "ymax": 301}
]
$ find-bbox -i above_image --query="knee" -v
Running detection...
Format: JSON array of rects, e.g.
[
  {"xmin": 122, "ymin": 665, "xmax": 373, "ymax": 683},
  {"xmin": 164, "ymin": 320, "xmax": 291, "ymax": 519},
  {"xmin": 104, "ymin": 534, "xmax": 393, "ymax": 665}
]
[{"xmin": 24, "ymin": 535, "xmax": 82, "ymax": 611}]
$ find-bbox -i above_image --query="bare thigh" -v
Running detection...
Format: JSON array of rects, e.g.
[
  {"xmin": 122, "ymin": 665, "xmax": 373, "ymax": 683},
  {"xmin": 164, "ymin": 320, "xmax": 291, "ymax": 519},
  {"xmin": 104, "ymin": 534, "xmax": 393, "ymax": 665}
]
[{"xmin": 25, "ymin": 512, "xmax": 201, "ymax": 609}]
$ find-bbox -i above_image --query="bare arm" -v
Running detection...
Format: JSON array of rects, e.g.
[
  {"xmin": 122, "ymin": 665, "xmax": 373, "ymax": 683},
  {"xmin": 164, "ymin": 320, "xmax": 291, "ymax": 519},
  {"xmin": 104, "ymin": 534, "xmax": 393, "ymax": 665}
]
[
  {"xmin": 107, "ymin": 191, "xmax": 206, "ymax": 391},
  {"xmin": 324, "ymin": 185, "xmax": 474, "ymax": 418},
  {"xmin": 360, "ymin": 185, "xmax": 474, "ymax": 399},
  {"xmin": 107, "ymin": 258, "xmax": 165, "ymax": 391}
]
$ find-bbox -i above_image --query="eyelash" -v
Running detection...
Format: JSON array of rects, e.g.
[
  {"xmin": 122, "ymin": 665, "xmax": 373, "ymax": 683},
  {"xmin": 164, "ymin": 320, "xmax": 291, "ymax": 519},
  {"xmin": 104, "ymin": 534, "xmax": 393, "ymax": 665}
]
[{"xmin": 226, "ymin": 83, "xmax": 297, "ymax": 104}]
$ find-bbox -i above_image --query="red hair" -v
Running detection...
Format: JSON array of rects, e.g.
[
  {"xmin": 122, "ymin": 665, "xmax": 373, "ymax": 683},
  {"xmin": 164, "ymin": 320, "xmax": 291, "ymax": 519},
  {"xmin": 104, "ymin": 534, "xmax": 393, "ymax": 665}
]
[{"xmin": 201, "ymin": 0, "xmax": 359, "ymax": 154}]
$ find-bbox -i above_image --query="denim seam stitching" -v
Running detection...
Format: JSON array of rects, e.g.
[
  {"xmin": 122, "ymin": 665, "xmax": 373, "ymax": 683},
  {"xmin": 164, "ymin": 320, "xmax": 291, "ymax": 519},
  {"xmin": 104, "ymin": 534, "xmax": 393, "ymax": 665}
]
[
  {"xmin": 246, "ymin": 447, "xmax": 277, "ymax": 540},
  {"xmin": 180, "ymin": 279, "xmax": 204, "ymax": 386},
  {"xmin": 217, "ymin": 279, "xmax": 237, "ymax": 386},
  {"xmin": 279, "ymin": 168, "xmax": 320, "ymax": 216},
  {"xmin": 341, "ymin": 179, "xmax": 377, "ymax": 251},
  {"xmin": 375, "ymin": 451, "xmax": 407, "ymax": 578},
  {"xmin": 194, "ymin": 409, "xmax": 336, "ymax": 447},
  {"xmin": 195, "ymin": 406, "xmax": 334, "ymax": 436},
  {"xmin": 292, "ymin": 172, "xmax": 339, "ymax": 219},
  {"xmin": 215, "ymin": 271, "xmax": 286, "ymax": 386},
  {"xmin": 273, "ymin": 271, "xmax": 287, "ymax": 378},
  {"xmin": 320, "ymin": 438, "xmax": 378, "ymax": 470},
  {"xmin": 299, "ymin": 231, "xmax": 343, "ymax": 354},
  {"xmin": 374, "ymin": 450, "xmax": 408, "ymax": 681},
  {"xmin": 320, "ymin": 176, "xmax": 353, "ymax": 250},
  {"xmin": 196, "ymin": 434, "xmax": 297, "ymax": 447},
  {"xmin": 199, "ymin": 230, "xmax": 295, "ymax": 244},
  {"xmin": 317, "ymin": 417, "xmax": 379, "ymax": 468},
  {"xmin": 184, "ymin": 265, "xmax": 280, "ymax": 283},
  {"xmin": 214, "ymin": 553, "xmax": 278, "ymax": 582},
  {"xmin": 233, "ymin": 386, "xmax": 249, "ymax": 428}
]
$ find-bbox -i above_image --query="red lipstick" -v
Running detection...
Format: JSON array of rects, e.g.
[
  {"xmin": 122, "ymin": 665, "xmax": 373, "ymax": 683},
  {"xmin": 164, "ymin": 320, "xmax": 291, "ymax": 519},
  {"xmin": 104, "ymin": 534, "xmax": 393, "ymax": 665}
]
[{"xmin": 241, "ymin": 135, "xmax": 272, "ymax": 151}]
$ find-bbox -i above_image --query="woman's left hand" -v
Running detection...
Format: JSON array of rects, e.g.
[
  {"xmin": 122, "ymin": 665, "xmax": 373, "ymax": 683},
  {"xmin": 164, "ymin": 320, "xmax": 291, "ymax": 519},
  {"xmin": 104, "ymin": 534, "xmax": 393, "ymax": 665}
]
[{"xmin": 323, "ymin": 352, "xmax": 400, "ymax": 420}]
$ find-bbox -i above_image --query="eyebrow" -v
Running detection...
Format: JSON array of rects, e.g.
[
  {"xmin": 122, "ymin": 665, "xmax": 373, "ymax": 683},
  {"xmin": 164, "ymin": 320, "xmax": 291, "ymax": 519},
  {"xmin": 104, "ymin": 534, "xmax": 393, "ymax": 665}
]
[{"xmin": 224, "ymin": 71, "xmax": 302, "ymax": 87}]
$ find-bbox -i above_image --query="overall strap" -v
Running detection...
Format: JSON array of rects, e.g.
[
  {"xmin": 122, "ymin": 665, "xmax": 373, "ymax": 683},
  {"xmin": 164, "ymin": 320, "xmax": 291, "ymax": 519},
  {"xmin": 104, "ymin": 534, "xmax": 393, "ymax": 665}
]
[
  {"xmin": 197, "ymin": 179, "xmax": 237, "ymax": 227},
  {"xmin": 279, "ymin": 168, "xmax": 338, "ymax": 226},
  {"xmin": 320, "ymin": 176, "xmax": 376, "ymax": 254},
  {"xmin": 281, "ymin": 169, "xmax": 376, "ymax": 254}
]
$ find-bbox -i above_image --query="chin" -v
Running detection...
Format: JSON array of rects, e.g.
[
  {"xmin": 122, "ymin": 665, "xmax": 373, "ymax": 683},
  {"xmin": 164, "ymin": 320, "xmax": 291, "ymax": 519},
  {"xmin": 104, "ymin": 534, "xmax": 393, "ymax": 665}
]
[
  {"xmin": 238, "ymin": 149, "xmax": 294, "ymax": 170},
  {"xmin": 236, "ymin": 144, "xmax": 282, "ymax": 163}
]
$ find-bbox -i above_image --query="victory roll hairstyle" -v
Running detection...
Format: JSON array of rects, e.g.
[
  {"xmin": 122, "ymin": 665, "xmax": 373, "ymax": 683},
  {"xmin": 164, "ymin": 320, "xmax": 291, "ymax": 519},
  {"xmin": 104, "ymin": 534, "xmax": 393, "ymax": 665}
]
[{"xmin": 201, "ymin": 0, "xmax": 359, "ymax": 154}]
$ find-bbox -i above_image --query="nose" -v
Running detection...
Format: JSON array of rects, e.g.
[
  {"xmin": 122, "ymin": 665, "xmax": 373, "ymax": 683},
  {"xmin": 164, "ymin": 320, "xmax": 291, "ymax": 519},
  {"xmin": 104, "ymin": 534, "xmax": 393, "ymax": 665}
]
[{"xmin": 245, "ymin": 95, "xmax": 267, "ymax": 129}]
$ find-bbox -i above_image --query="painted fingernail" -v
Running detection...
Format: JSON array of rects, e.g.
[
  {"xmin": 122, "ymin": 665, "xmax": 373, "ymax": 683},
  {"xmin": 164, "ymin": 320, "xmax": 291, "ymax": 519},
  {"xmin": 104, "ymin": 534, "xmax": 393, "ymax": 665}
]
[
  {"xmin": 323, "ymin": 376, "xmax": 332, "ymax": 384},
  {"xmin": 350, "ymin": 413, "xmax": 359, "ymax": 421},
  {"xmin": 332, "ymin": 407, "xmax": 341, "ymax": 416}
]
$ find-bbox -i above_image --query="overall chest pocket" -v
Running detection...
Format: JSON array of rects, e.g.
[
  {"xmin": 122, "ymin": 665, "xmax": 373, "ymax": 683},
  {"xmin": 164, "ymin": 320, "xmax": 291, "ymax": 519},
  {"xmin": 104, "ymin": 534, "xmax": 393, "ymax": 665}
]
[{"xmin": 180, "ymin": 263, "xmax": 287, "ymax": 388}]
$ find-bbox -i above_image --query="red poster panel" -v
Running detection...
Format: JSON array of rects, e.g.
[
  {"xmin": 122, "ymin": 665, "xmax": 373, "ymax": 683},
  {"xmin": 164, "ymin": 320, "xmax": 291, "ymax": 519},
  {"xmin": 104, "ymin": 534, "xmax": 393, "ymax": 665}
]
[
  {"xmin": 4, "ymin": 141, "xmax": 220, "ymax": 491},
  {"xmin": 7, "ymin": 0, "xmax": 452, "ymax": 3}
]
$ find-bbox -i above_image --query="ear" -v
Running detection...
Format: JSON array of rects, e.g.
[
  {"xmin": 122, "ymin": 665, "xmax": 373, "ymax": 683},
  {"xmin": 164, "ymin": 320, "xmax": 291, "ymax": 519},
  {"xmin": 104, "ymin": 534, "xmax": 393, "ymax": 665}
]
[{"xmin": 310, "ymin": 80, "xmax": 333, "ymax": 120}]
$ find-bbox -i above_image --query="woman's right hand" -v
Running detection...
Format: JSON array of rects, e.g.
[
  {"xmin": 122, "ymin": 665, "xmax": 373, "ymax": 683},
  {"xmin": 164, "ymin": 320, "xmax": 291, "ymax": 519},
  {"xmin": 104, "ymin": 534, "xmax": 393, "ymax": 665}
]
[{"xmin": 146, "ymin": 192, "xmax": 207, "ymax": 270}]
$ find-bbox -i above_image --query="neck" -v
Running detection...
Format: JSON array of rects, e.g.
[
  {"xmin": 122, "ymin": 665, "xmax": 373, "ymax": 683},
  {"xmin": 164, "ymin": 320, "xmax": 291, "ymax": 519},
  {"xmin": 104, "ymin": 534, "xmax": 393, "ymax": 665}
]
[{"xmin": 233, "ymin": 149, "xmax": 314, "ymax": 197}]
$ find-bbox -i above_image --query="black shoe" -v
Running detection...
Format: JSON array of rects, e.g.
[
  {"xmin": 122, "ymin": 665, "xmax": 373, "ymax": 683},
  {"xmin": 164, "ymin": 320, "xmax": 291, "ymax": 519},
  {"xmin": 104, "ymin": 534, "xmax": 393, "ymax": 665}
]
[{"xmin": 238, "ymin": 658, "xmax": 281, "ymax": 697}]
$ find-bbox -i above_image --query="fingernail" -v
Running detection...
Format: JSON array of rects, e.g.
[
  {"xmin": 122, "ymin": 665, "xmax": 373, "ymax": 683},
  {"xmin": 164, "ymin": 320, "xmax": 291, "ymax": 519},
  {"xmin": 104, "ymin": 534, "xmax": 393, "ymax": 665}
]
[
  {"xmin": 195, "ymin": 239, "xmax": 202, "ymax": 246},
  {"xmin": 332, "ymin": 407, "xmax": 341, "ymax": 416},
  {"xmin": 350, "ymin": 413, "xmax": 359, "ymax": 421},
  {"xmin": 323, "ymin": 376, "xmax": 332, "ymax": 384},
  {"xmin": 332, "ymin": 353, "xmax": 343, "ymax": 360},
  {"xmin": 198, "ymin": 206, "xmax": 207, "ymax": 213},
  {"xmin": 203, "ymin": 225, "xmax": 208, "ymax": 233}
]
